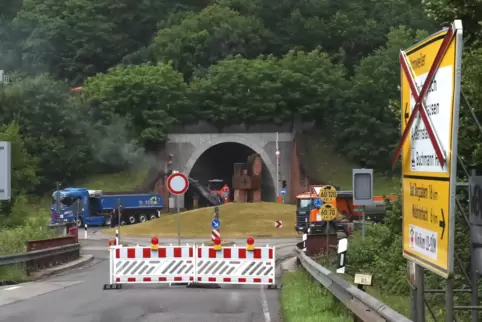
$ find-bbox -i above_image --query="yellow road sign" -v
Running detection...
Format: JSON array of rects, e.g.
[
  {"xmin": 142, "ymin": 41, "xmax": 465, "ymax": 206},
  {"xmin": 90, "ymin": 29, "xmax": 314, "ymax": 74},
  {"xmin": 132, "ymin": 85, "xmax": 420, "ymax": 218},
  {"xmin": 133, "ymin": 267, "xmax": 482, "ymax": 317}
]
[
  {"xmin": 402, "ymin": 178, "xmax": 449, "ymax": 277},
  {"xmin": 320, "ymin": 204, "xmax": 337, "ymax": 221},
  {"xmin": 400, "ymin": 28, "xmax": 458, "ymax": 178},
  {"xmin": 319, "ymin": 185, "xmax": 337, "ymax": 203},
  {"xmin": 400, "ymin": 21, "xmax": 463, "ymax": 278}
]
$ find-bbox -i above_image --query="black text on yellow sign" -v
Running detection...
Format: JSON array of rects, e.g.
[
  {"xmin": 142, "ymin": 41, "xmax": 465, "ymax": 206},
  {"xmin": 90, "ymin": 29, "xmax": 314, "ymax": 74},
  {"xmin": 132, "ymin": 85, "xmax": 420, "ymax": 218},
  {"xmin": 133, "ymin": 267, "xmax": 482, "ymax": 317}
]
[
  {"xmin": 320, "ymin": 204, "xmax": 337, "ymax": 221},
  {"xmin": 319, "ymin": 185, "xmax": 337, "ymax": 203},
  {"xmin": 402, "ymin": 177, "xmax": 450, "ymax": 278}
]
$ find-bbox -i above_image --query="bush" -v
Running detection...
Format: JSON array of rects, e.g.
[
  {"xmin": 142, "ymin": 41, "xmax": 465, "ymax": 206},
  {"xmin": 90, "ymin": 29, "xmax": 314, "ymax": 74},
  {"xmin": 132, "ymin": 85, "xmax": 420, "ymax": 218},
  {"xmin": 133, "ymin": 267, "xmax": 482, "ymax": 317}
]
[
  {"xmin": 0, "ymin": 196, "xmax": 55, "ymax": 256},
  {"xmin": 346, "ymin": 186, "xmax": 408, "ymax": 295}
]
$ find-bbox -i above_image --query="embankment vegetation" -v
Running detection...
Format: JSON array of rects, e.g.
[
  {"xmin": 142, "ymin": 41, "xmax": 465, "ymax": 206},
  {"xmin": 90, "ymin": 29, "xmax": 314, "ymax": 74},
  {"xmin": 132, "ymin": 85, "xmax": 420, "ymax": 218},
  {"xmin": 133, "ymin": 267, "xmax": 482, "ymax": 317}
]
[{"xmin": 0, "ymin": 0, "xmax": 481, "ymax": 299}]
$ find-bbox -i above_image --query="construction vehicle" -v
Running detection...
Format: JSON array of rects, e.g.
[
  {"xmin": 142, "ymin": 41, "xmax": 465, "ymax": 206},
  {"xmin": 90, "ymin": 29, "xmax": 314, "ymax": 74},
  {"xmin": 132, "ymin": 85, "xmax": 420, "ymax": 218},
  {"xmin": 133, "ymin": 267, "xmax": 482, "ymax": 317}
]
[
  {"xmin": 208, "ymin": 179, "xmax": 230, "ymax": 201},
  {"xmin": 295, "ymin": 190, "xmax": 397, "ymax": 234},
  {"xmin": 189, "ymin": 178, "xmax": 223, "ymax": 206},
  {"xmin": 50, "ymin": 188, "xmax": 164, "ymax": 227}
]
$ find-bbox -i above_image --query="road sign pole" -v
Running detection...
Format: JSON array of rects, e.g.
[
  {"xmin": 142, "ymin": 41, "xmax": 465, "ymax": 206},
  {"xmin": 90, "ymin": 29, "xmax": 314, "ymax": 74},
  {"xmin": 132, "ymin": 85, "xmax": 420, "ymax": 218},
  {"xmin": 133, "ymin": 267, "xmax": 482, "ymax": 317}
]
[
  {"xmin": 415, "ymin": 264, "xmax": 425, "ymax": 322},
  {"xmin": 469, "ymin": 172, "xmax": 480, "ymax": 322},
  {"xmin": 446, "ymin": 278, "xmax": 454, "ymax": 322},
  {"xmin": 117, "ymin": 200, "xmax": 121, "ymax": 243},
  {"xmin": 362, "ymin": 206, "xmax": 366, "ymax": 239},
  {"xmin": 177, "ymin": 194, "xmax": 180, "ymax": 246},
  {"xmin": 325, "ymin": 221, "xmax": 329, "ymax": 255},
  {"xmin": 166, "ymin": 172, "xmax": 189, "ymax": 247}
]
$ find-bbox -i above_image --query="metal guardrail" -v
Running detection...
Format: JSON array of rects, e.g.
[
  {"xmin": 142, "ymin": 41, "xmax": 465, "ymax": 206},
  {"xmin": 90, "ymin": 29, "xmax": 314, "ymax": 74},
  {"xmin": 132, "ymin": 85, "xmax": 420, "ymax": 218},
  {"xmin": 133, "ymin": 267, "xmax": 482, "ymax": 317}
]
[
  {"xmin": 0, "ymin": 244, "xmax": 81, "ymax": 266},
  {"xmin": 296, "ymin": 248, "xmax": 412, "ymax": 322}
]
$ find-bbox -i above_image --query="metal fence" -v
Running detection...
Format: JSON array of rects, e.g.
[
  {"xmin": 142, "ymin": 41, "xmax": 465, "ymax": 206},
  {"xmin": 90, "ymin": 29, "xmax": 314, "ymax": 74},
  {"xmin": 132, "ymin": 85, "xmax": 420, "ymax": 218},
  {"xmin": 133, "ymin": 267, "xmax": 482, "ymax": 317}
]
[{"xmin": 0, "ymin": 235, "xmax": 80, "ymax": 276}]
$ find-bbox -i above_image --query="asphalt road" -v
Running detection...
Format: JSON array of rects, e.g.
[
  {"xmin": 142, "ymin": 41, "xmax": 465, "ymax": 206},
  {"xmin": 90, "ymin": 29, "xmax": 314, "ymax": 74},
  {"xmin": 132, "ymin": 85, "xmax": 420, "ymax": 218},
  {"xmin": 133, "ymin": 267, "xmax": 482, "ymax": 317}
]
[{"xmin": 0, "ymin": 238, "xmax": 296, "ymax": 322}]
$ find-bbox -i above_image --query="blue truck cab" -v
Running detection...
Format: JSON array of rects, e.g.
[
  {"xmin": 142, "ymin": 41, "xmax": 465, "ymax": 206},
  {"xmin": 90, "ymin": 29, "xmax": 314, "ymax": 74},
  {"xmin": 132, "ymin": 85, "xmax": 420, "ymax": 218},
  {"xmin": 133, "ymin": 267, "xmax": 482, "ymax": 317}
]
[{"xmin": 50, "ymin": 188, "xmax": 164, "ymax": 227}]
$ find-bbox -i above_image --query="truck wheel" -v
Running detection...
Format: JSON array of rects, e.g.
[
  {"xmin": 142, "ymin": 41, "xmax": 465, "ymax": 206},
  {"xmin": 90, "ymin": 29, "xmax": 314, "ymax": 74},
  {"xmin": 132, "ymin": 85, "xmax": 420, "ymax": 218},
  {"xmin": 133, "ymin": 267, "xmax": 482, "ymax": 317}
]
[
  {"xmin": 128, "ymin": 215, "xmax": 137, "ymax": 225},
  {"xmin": 149, "ymin": 213, "xmax": 157, "ymax": 220},
  {"xmin": 77, "ymin": 217, "xmax": 83, "ymax": 228},
  {"xmin": 104, "ymin": 216, "xmax": 112, "ymax": 226},
  {"xmin": 138, "ymin": 214, "xmax": 147, "ymax": 223}
]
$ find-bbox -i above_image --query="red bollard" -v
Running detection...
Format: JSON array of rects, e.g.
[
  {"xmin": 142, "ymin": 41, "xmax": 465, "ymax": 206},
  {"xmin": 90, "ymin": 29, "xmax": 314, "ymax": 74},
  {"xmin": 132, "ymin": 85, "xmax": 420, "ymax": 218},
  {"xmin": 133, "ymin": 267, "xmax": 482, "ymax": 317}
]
[{"xmin": 68, "ymin": 227, "xmax": 78, "ymax": 243}]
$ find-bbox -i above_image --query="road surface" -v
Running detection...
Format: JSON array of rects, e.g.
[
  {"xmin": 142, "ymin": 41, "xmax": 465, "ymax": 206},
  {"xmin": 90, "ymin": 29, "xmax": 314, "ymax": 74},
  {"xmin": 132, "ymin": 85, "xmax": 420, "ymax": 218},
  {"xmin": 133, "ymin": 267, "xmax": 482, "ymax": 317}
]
[{"xmin": 0, "ymin": 238, "xmax": 296, "ymax": 322}]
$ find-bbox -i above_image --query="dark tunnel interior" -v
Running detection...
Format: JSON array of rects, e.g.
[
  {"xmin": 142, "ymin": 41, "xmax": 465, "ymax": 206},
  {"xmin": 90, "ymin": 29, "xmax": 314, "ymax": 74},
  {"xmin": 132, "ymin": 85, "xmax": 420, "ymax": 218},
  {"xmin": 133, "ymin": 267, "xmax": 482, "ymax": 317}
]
[{"xmin": 185, "ymin": 142, "xmax": 275, "ymax": 209}]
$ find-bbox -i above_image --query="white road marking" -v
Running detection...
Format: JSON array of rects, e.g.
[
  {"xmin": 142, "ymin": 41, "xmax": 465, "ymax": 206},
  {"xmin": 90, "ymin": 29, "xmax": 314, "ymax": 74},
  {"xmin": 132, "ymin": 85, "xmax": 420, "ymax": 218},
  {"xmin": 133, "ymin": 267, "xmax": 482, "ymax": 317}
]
[
  {"xmin": 3, "ymin": 286, "xmax": 21, "ymax": 291},
  {"xmin": 260, "ymin": 286, "xmax": 271, "ymax": 322}
]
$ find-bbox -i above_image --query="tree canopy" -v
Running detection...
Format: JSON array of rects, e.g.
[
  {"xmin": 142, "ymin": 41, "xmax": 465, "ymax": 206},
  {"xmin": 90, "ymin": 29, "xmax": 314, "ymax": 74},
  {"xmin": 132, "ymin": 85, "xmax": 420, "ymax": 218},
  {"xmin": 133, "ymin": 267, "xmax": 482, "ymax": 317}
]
[{"xmin": 0, "ymin": 0, "xmax": 481, "ymax": 198}]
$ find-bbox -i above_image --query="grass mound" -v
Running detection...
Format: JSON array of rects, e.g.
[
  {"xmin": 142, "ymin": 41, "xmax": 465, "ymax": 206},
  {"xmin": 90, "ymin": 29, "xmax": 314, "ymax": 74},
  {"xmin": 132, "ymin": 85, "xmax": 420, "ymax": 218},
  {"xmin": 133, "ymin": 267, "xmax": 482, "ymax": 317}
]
[{"xmin": 104, "ymin": 202, "xmax": 298, "ymax": 238}]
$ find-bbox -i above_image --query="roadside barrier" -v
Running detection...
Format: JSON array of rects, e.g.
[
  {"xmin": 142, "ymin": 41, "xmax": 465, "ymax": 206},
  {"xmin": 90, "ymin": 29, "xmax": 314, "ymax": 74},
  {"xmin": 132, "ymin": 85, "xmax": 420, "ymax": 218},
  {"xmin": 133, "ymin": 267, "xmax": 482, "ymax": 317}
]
[{"xmin": 104, "ymin": 236, "xmax": 276, "ymax": 289}]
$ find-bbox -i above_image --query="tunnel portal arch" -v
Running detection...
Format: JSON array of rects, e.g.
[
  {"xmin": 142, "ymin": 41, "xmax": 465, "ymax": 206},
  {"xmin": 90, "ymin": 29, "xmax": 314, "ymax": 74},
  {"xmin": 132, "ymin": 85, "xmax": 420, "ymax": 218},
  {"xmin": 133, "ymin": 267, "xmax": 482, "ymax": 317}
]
[{"xmin": 183, "ymin": 135, "xmax": 277, "ymax": 200}]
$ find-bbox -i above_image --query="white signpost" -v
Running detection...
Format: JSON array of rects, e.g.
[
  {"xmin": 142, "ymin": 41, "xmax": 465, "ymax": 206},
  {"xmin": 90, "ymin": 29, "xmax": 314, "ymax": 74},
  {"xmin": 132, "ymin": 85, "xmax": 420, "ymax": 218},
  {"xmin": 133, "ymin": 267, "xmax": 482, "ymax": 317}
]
[
  {"xmin": 0, "ymin": 142, "xmax": 11, "ymax": 201},
  {"xmin": 167, "ymin": 172, "xmax": 189, "ymax": 246}
]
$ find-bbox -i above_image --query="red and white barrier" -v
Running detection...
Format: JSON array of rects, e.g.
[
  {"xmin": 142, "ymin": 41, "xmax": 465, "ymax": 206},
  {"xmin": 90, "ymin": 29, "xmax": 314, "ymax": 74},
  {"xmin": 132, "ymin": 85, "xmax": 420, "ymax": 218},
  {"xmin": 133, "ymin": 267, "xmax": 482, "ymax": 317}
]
[
  {"xmin": 108, "ymin": 242, "xmax": 195, "ymax": 285},
  {"xmin": 105, "ymin": 237, "xmax": 276, "ymax": 288},
  {"xmin": 195, "ymin": 245, "xmax": 275, "ymax": 285}
]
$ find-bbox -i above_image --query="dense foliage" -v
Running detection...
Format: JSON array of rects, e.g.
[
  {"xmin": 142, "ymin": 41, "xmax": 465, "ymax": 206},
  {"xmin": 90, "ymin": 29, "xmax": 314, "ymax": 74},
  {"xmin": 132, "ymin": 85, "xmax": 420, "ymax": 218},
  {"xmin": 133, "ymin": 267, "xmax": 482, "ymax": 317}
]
[
  {"xmin": 0, "ymin": 0, "xmax": 481, "ymax": 315},
  {"xmin": 0, "ymin": 0, "xmax": 481, "ymax": 231}
]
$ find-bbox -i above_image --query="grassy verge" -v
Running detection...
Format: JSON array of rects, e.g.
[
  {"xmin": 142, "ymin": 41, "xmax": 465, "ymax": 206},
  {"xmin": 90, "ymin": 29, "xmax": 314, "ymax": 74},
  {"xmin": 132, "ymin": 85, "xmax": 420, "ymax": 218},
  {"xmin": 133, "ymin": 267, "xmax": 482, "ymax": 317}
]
[
  {"xmin": 316, "ymin": 255, "xmax": 420, "ymax": 320},
  {"xmin": 105, "ymin": 202, "xmax": 299, "ymax": 238},
  {"xmin": 304, "ymin": 134, "xmax": 396, "ymax": 195},
  {"xmin": 281, "ymin": 269, "xmax": 352, "ymax": 322}
]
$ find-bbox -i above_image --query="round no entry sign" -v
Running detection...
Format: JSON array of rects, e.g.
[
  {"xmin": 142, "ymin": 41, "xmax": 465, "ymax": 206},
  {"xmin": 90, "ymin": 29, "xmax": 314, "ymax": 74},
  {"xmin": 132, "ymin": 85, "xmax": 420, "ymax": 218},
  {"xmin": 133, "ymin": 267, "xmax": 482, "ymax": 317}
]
[{"xmin": 167, "ymin": 172, "xmax": 189, "ymax": 195}]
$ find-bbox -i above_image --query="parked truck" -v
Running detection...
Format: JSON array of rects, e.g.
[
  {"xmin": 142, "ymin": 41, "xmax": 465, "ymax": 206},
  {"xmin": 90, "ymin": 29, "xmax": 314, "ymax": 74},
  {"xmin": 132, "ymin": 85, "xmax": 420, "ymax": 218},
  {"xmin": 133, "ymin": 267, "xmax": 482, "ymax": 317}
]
[
  {"xmin": 50, "ymin": 187, "xmax": 165, "ymax": 227},
  {"xmin": 294, "ymin": 190, "xmax": 397, "ymax": 234}
]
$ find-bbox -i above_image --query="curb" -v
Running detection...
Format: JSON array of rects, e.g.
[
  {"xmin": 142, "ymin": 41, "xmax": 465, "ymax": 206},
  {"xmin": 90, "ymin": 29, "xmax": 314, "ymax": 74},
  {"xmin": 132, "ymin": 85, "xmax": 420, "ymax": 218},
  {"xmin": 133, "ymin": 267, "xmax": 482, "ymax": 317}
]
[{"xmin": 31, "ymin": 254, "xmax": 95, "ymax": 279}]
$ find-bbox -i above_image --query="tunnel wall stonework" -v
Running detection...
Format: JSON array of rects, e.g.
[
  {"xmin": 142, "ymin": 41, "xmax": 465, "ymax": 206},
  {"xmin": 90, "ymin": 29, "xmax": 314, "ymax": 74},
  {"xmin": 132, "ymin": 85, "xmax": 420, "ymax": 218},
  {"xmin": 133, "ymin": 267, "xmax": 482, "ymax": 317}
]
[{"xmin": 166, "ymin": 132, "xmax": 293, "ymax": 207}]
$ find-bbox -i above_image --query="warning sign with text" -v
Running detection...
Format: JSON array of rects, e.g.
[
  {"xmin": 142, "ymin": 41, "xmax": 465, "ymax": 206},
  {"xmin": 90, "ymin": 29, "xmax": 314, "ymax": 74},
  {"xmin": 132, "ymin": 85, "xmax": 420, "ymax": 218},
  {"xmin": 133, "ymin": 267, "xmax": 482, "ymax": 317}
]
[
  {"xmin": 403, "ymin": 177, "xmax": 449, "ymax": 277},
  {"xmin": 399, "ymin": 22, "xmax": 463, "ymax": 279}
]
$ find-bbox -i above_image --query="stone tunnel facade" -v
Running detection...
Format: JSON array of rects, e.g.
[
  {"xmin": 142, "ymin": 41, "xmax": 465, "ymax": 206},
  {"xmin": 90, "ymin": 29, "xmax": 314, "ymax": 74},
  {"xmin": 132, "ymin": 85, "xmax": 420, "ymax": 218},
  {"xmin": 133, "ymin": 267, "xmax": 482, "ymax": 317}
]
[{"xmin": 164, "ymin": 132, "xmax": 292, "ymax": 208}]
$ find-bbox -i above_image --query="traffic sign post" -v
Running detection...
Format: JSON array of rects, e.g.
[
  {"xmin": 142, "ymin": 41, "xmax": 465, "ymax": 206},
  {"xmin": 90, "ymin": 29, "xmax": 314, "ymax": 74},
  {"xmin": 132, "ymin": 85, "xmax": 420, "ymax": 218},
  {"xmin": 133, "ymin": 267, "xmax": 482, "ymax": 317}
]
[
  {"xmin": 393, "ymin": 20, "xmax": 463, "ymax": 322},
  {"xmin": 319, "ymin": 204, "xmax": 337, "ymax": 221},
  {"xmin": 167, "ymin": 172, "xmax": 189, "ymax": 246},
  {"xmin": 280, "ymin": 188, "xmax": 287, "ymax": 204},
  {"xmin": 318, "ymin": 186, "xmax": 338, "ymax": 254},
  {"xmin": 313, "ymin": 198, "xmax": 322, "ymax": 209},
  {"xmin": 211, "ymin": 218, "xmax": 220, "ymax": 229},
  {"xmin": 274, "ymin": 220, "xmax": 282, "ymax": 228},
  {"xmin": 211, "ymin": 206, "xmax": 221, "ymax": 244},
  {"xmin": 353, "ymin": 169, "xmax": 373, "ymax": 239}
]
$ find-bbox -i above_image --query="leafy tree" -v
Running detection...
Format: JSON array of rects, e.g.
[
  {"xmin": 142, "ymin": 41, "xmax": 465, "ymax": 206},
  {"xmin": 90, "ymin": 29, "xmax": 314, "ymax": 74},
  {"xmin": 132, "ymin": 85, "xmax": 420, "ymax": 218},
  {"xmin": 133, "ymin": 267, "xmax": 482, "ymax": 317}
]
[
  {"xmin": 334, "ymin": 26, "xmax": 429, "ymax": 170},
  {"xmin": 217, "ymin": 0, "xmax": 434, "ymax": 70},
  {"xmin": 0, "ymin": 122, "xmax": 39, "ymax": 226},
  {"xmin": 14, "ymin": 0, "xmax": 174, "ymax": 84},
  {"xmin": 423, "ymin": 0, "xmax": 482, "ymax": 46},
  {"xmin": 458, "ymin": 48, "xmax": 482, "ymax": 171},
  {"xmin": 151, "ymin": 4, "xmax": 272, "ymax": 79},
  {"xmin": 83, "ymin": 63, "xmax": 191, "ymax": 150},
  {"xmin": 278, "ymin": 49, "xmax": 348, "ymax": 125},
  {"xmin": 190, "ymin": 49, "xmax": 347, "ymax": 129},
  {"xmin": 0, "ymin": 122, "xmax": 38, "ymax": 196},
  {"xmin": 0, "ymin": 0, "xmax": 23, "ymax": 20},
  {"xmin": 0, "ymin": 74, "xmax": 91, "ymax": 189}
]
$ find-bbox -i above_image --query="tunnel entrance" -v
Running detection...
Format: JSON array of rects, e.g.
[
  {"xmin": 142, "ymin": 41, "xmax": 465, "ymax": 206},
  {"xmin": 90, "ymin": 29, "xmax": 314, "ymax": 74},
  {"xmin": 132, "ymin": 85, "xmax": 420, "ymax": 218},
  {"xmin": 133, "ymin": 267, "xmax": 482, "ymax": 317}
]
[{"xmin": 185, "ymin": 142, "xmax": 275, "ymax": 209}]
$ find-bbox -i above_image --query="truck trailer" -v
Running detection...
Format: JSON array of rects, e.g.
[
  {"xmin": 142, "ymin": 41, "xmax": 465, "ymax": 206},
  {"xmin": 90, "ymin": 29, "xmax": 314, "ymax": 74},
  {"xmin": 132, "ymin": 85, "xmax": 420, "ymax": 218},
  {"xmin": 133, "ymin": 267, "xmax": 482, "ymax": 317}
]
[{"xmin": 50, "ymin": 188, "xmax": 165, "ymax": 227}]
